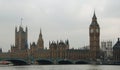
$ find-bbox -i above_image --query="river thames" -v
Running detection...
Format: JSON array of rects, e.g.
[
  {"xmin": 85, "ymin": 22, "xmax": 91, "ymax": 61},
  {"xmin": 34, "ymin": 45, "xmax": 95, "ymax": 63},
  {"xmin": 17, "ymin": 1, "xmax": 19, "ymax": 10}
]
[{"xmin": 0, "ymin": 65, "xmax": 120, "ymax": 70}]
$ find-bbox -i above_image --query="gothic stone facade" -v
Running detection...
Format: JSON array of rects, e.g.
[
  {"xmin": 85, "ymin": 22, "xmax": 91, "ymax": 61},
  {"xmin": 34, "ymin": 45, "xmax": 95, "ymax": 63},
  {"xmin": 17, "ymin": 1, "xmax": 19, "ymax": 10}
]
[
  {"xmin": 10, "ymin": 26, "xmax": 29, "ymax": 60},
  {"xmin": 0, "ymin": 12, "xmax": 100, "ymax": 61},
  {"xmin": 29, "ymin": 12, "xmax": 100, "ymax": 61}
]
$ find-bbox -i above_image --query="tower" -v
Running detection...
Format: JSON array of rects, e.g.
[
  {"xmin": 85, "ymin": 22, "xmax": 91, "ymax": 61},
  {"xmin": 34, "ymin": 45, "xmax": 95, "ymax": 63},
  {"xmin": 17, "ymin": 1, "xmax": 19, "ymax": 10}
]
[
  {"xmin": 37, "ymin": 29, "xmax": 44, "ymax": 49},
  {"xmin": 89, "ymin": 12, "xmax": 100, "ymax": 59},
  {"xmin": 15, "ymin": 25, "xmax": 28, "ymax": 51}
]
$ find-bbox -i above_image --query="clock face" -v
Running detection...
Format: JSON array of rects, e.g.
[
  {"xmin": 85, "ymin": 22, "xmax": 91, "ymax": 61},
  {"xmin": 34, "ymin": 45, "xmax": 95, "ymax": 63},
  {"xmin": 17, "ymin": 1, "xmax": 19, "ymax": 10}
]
[
  {"xmin": 96, "ymin": 29, "xmax": 99, "ymax": 33},
  {"xmin": 90, "ymin": 29, "xmax": 93, "ymax": 33}
]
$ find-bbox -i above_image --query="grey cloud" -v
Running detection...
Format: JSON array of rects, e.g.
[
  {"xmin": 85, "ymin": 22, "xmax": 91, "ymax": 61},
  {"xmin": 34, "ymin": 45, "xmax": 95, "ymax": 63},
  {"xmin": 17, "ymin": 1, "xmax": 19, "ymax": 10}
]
[
  {"xmin": 103, "ymin": 0, "xmax": 120, "ymax": 18},
  {"xmin": 0, "ymin": 0, "xmax": 120, "ymax": 52}
]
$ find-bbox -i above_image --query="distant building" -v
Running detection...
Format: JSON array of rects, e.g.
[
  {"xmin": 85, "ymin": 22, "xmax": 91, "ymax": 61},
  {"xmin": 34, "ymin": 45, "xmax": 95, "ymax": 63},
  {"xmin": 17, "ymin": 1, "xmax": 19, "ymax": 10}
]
[
  {"xmin": 101, "ymin": 41, "xmax": 113, "ymax": 59},
  {"xmin": 11, "ymin": 25, "xmax": 28, "ymax": 52},
  {"xmin": 9, "ymin": 25, "xmax": 29, "ymax": 59},
  {"xmin": 113, "ymin": 38, "xmax": 120, "ymax": 62},
  {"xmin": 0, "ymin": 12, "xmax": 101, "ymax": 63},
  {"xmin": 49, "ymin": 40, "xmax": 69, "ymax": 59},
  {"xmin": 29, "ymin": 12, "xmax": 101, "ymax": 61},
  {"xmin": 89, "ymin": 12, "xmax": 100, "ymax": 60}
]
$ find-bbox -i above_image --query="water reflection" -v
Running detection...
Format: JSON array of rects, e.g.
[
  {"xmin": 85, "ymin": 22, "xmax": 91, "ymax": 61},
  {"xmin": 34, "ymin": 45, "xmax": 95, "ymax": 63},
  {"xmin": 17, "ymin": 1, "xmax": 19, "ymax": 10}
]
[
  {"xmin": 0, "ymin": 65, "xmax": 120, "ymax": 70},
  {"xmin": 88, "ymin": 65, "xmax": 101, "ymax": 70}
]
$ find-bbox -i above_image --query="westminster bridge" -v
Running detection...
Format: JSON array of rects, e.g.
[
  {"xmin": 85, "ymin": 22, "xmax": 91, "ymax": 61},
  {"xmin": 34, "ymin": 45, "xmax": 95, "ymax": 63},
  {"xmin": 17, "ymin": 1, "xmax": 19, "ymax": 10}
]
[
  {"xmin": 0, "ymin": 50, "xmax": 116, "ymax": 65},
  {"xmin": 0, "ymin": 57, "xmax": 90, "ymax": 65},
  {"xmin": 0, "ymin": 52, "xmax": 90, "ymax": 65}
]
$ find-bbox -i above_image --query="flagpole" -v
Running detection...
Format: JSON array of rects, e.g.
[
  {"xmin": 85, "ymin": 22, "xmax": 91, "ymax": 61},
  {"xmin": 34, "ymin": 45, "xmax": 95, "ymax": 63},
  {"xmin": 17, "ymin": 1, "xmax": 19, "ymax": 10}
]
[{"xmin": 21, "ymin": 18, "xmax": 23, "ymax": 26}]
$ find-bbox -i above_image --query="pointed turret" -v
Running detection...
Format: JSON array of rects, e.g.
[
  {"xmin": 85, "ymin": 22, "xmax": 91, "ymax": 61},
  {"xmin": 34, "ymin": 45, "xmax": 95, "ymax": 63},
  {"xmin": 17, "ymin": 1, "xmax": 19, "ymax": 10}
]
[
  {"xmin": 90, "ymin": 11, "xmax": 99, "ymax": 26},
  {"xmin": 92, "ymin": 11, "xmax": 97, "ymax": 20},
  {"xmin": 39, "ymin": 28, "xmax": 42, "ymax": 37},
  {"xmin": 37, "ymin": 28, "xmax": 44, "ymax": 49}
]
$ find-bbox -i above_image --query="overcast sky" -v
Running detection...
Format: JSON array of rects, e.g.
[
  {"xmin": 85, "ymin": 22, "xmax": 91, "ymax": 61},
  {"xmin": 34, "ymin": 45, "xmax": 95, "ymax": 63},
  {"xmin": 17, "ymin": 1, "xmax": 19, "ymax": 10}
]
[{"xmin": 0, "ymin": 0, "xmax": 120, "ymax": 52}]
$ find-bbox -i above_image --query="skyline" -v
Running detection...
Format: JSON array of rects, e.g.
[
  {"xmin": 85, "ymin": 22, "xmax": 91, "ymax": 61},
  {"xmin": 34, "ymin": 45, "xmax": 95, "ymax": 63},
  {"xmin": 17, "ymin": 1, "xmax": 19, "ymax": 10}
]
[{"xmin": 0, "ymin": 0, "xmax": 120, "ymax": 52}]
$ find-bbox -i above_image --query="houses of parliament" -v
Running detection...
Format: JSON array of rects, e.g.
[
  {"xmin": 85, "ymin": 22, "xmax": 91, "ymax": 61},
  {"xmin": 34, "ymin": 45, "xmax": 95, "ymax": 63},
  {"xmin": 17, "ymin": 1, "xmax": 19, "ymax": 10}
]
[{"xmin": 0, "ymin": 12, "xmax": 101, "ymax": 64}]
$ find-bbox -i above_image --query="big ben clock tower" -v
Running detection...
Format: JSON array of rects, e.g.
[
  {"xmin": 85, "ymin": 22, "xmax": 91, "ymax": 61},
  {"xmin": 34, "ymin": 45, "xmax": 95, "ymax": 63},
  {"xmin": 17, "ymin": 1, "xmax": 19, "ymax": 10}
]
[{"xmin": 89, "ymin": 12, "xmax": 100, "ymax": 60}]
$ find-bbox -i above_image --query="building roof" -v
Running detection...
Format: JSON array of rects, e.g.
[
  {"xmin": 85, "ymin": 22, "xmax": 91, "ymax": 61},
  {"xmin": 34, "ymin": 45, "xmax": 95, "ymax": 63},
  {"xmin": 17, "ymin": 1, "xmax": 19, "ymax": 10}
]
[
  {"xmin": 90, "ymin": 12, "xmax": 99, "ymax": 26},
  {"xmin": 113, "ymin": 38, "xmax": 120, "ymax": 49}
]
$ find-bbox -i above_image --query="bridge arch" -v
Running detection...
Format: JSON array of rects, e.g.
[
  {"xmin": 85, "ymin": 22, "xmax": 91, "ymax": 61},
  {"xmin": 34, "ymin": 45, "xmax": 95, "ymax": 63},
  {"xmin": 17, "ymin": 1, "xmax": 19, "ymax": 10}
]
[
  {"xmin": 36, "ymin": 59, "xmax": 54, "ymax": 65},
  {"xmin": 75, "ymin": 60, "xmax": 90, "ymax": 64},
  {"xmin": 58, "ymin": 59, "xmax": 73, "ymax": 64},
  {"xmin": 4, "ymin": 59, "xmax": 29, "ymax": 65}
]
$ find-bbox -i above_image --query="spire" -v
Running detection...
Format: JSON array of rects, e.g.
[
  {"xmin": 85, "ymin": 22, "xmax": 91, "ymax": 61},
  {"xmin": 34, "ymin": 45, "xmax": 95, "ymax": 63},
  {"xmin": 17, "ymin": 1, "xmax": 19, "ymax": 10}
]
[
  {"xmin": 92, "ymin": 11, "xmax": 97, "ymax": 19},
  {"xmin": 37, "ymin": 28, "xmax": 44, "ymax": 49},
  {"xmin": 39, "ymin": 28, "xmax": 42, "ymax": 37},
  {"xmin": 91, "ymin": 11, "xmax": 99, "ymax": 26}
]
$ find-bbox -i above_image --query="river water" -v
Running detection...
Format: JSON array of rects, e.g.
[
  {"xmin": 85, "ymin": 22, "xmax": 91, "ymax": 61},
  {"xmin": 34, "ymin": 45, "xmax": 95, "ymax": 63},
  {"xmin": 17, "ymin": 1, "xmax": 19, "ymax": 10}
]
[{"xmin": 0, "ymin": 65, "xmax": 120, "ymax": 70}]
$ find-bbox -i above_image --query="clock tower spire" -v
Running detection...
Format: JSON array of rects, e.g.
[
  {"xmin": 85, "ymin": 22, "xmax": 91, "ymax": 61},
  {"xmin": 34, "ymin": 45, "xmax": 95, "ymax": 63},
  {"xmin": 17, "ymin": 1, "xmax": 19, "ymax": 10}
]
[{"xmin": 89, "ymin": 12, "xmax": 100, "ymax": 60}]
